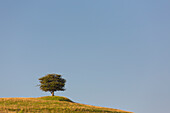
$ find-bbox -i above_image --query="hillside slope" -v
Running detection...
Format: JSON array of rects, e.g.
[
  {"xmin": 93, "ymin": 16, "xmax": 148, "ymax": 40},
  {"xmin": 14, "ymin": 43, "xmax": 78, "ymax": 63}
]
[{"xmin": 0, "ymin": 96, "xmax": 133, "ymax": 113}]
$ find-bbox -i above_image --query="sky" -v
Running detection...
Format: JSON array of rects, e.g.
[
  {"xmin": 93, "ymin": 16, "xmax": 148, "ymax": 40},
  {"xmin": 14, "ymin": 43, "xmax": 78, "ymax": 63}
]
[{"xmin": 0, "ymin": 0, "xmax": 170, "ymax": 113}]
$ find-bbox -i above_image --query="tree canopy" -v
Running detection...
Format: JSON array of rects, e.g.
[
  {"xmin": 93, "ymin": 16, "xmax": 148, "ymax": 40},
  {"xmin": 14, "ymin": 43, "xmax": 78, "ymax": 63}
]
[{"xmin": 38, "ymin": 74, "xmax": 66, "ymax": 96}]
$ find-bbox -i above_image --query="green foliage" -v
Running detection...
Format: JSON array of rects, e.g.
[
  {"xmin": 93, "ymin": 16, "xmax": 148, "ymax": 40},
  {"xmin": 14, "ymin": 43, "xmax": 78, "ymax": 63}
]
[
  {"xmin": 38, "ymin": 74, "xmax": 66, "ymax": 96},
  {"xmin": 18, "ymin": 110, "xmax": 24, "ymax": 113},
  {"xmin": 38, "ymin": 96, "xmax": 73, "ymax": 102}
]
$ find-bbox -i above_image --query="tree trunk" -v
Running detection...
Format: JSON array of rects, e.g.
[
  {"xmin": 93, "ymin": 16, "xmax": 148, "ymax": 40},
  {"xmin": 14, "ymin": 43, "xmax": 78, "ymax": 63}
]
[{"xmin": 51, "ymin": 91, "xmax": 54, "ymax": 96}]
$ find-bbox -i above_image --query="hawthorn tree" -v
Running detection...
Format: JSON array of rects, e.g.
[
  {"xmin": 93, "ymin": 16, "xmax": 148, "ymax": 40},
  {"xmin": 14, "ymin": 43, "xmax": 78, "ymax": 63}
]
[{"xmin": 38, "ymin": 74, "xmax": 66, "ymax": 96}]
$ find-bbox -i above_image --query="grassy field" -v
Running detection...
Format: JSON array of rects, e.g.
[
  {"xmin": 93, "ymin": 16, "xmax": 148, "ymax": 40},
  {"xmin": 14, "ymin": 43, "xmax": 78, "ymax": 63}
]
[{"xmin": 0, "ymin": 96, "xmax": 133, "ymax": 113}]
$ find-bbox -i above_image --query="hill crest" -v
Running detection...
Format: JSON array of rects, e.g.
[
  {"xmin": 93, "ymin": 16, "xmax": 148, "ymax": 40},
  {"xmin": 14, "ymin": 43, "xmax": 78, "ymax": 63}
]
[{"xmin": 0, "ymin": 96, "xmax": 133, "ymax": 113}]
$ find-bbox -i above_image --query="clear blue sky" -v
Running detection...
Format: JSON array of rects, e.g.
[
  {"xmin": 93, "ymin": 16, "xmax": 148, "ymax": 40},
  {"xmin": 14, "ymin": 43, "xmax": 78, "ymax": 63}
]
[{"xmin": 0, "ymin": 0, "xmax": 170, "ymax": 113}]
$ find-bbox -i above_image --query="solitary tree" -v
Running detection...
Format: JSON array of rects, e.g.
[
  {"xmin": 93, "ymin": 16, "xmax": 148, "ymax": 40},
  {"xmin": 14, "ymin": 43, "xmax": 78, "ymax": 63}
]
[{"xmin": 38, "ymin": 74, "xmax": 66, "ymax": 96}]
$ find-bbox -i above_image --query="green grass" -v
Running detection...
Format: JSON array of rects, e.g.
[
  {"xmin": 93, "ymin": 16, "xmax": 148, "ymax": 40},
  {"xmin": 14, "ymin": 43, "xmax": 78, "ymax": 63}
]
[
  {"xmin": 38, "ymin": 96, "xmax": 73, "ymax": 102},
  {"xmin": 0, "ymin": 96, "xmax": 133, "ymax": 113}
]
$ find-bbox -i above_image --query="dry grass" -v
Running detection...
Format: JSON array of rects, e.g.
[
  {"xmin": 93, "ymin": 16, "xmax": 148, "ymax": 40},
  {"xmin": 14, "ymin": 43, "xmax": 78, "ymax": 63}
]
[{"xmin": 0, "ymin": 97, "xmax": 133, "ymax": 113}]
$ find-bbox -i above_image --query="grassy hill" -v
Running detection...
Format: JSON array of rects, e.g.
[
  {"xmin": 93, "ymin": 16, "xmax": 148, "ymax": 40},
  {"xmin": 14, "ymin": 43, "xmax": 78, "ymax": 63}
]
[{"xmin": 0, "ymin": 96, "xmax": 133, "ymax": 113}]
